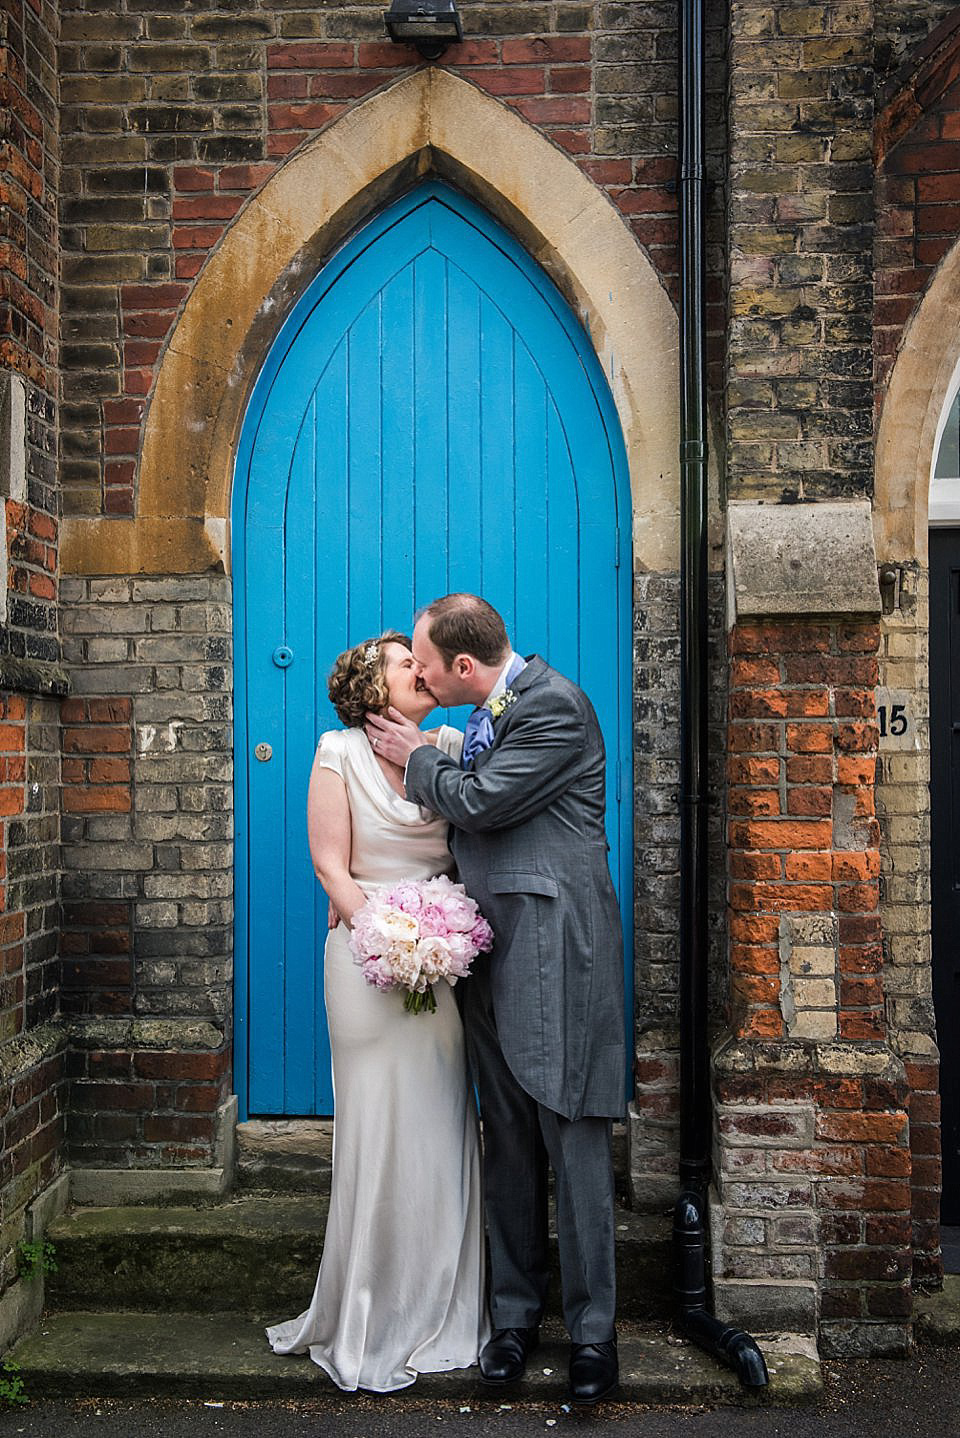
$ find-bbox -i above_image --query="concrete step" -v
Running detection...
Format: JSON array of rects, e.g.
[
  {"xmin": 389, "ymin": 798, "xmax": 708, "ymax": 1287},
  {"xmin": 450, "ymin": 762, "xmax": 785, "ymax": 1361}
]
[
  {"xmin": 45, "ymin": 1196, "xmax": 674, "ymax": 1321},
  {"xmin": 10, "ymin": 1310, "xmax": 821, "ymax": 1405}
]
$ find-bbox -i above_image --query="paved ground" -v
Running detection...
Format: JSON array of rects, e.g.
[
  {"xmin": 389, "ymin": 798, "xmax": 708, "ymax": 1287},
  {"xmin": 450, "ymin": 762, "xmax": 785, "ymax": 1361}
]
[{"xmin": 0, "ymin": 1343, "xmax": 957, "ymax": 1438}]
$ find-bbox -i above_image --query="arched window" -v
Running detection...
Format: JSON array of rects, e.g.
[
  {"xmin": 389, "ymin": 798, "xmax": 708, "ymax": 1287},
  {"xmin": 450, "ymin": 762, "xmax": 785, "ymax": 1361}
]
[{"xmin": 931, "ymin": 359, "xmax": 960, "ymax": 523}]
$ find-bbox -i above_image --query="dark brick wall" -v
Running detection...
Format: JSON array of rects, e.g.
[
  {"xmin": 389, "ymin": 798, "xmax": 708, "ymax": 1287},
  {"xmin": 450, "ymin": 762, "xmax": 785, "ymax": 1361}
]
[
  {"xmin": 1, "ymin": 0, "xmax": 59, "ymax": 659},
  {"xmin": 0, "ymin": 0, "xmax": 64, "ymax": 1308}
]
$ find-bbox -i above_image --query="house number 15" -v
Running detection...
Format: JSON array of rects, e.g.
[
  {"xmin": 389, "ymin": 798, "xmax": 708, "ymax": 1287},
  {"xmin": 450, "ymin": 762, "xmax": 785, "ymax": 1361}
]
[{"xmin": 877, "ymin": 703, "xmax": 908, "ymax": 738}]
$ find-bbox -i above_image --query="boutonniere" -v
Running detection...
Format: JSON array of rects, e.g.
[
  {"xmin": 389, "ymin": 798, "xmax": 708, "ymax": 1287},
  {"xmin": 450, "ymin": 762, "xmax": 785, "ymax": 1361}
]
[{"xmin": 489, "ymin": 688, "xmax": 518, "ymax": 722}]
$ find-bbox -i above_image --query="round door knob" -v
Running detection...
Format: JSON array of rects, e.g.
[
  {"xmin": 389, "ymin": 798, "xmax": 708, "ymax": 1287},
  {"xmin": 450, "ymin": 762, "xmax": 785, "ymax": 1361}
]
[
  {"xmin": 254, "ymin": 742, "xmax": 273, "ymax": 762},
  {"xmin": 272, "ymin": 645, "xmax": 294, "ymax": 668}
]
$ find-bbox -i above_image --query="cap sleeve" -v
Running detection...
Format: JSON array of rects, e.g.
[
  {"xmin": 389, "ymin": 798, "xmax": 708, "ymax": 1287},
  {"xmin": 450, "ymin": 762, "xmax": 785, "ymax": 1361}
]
[
  {"xmin": 435, "ymin": 724, "xmax": 464, "ymax": 763},
  {"xmin": 314, "ymin": 729, "xmax": 346, "ymax": 778}
]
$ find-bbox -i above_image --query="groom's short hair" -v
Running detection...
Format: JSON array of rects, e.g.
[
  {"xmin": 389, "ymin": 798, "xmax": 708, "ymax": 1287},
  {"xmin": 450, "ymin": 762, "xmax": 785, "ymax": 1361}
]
[{"xmin": 420, "ymin": 594, "xmax": 510, "ymax": 668}]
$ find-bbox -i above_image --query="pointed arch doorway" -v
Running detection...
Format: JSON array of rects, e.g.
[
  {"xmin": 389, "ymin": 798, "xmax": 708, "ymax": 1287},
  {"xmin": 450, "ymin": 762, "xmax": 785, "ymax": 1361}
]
[{"xmin": 233, "ymin": 181, "xmax": 632, "ymax": 1117}]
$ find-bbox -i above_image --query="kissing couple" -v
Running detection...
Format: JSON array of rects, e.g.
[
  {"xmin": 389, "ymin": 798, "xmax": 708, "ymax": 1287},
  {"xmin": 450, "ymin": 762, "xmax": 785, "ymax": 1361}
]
[{"xmin": 267, "ymin": 592, "xmax": 625, "ymax": 1405}]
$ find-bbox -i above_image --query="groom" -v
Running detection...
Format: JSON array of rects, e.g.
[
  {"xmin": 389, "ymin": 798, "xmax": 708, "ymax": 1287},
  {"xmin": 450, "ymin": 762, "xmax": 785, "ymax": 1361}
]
[{"xmin": 366, "ymin": 593, "xmax": 625, "ymax": 1405}]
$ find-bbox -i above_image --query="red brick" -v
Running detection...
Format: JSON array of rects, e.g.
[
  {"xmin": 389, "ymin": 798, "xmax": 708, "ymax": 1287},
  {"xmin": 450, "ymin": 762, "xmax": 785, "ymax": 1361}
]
[
  {"xmin": 218, "ymin": 164, "xmax": 276, "ymax": 191},
  {"xmin": 728, "ymin": 789, "xmax": 781, "ymax": 817},
  {"xmin": 729, "ymin": 818, "xmax": 832, "ymax": 851},
  {"xmin": 63, "ymin": 727, "xmax": 129, "ymax": 754},
  {"xmin": 786, "ymin": 755, "xmax": 833, "ymax": 784},
  {"xmin": 838, "ymin": 1012, "xmax": 885, "ymax": 1040},
  {"xmin": 786, "ymin": 723, "xmax": 833, "ymax": 753},
  {"xmin": 730, "ymin": 937, "xmax": 781, "ymax": 972},
  {"xmin": 510, "ymin": 95, "xmax": 590, "ymax": 124},
  {"xmin": 472, "ymin": 68, "xmax": 545, "ymax": 97},
  {"xmin": 730, "ymin": 914, "xmax": 780, "ymax": 943},
  {"xmin": 730, "ymin": 689, "xmax": 789, "ymax": 719},
  {"xmin": 143, "ymin": 1115, "xmax": 214, "ymax": 1143},
  {"xmin": 172, "ymin": 224, "xmax": 225, "ymax": 252},
  {"xmin": 134, "ymin": 1051, "xmax": 227, "ymax": 1081},
  {"xmin": 173, "ymin": 166, "xmax": 215, "ymax": 192},
  {"xmin": 172, "ymin": 194, "xmax": 245, "ymax": 222},
  {"xmin": 63, "ymin": 785, "xmax": 131, "ymax": 813},
  {"xmin": 88, "ymin": 698, "xmax": 132, "ymax": 722},
  {"xmin": 730, "ymin": 852, "xmax": 783, "ymax": 880},
  {"xmin": 268, "ymin": 102, "xmax": 345, "ymax": 130},
  {"xmin": 832, "ymin": 851, "xmax": 881, "ymax": 881},
  {"xmin": 728, "ymin": 723, "xmax": 782, "ymax": 753},
  {"xmin": 121, "ymin": 284, "xmax": 188, "ymax": 310},
  {"xmin": 840, "ymin": 976, "xmax": 883, "ymax": 1007},
  {"xmin": 783, "ymin": 852, "xmax": 832, "ymax": 881},
  {"xmin": 549, "ymin": 66, "xmax": 590, "ymax": 94},
  {"xmin": 731, "ymin": 882, "xmax": 834, "ymax": 912},
  {"xmin": 786, "ymin": 787, "xmax": 832, "ymax": 816}
]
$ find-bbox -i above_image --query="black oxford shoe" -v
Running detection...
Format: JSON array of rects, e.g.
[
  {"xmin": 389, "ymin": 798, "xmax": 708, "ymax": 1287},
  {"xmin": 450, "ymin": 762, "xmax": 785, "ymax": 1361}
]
[
  {"xmin": 569, "ymin": 1338, "xmax": 619, "ymax": 1405},
  {"xmin": 478, "ymin": 1326, "xmax": 540, "ymax": 1384}
]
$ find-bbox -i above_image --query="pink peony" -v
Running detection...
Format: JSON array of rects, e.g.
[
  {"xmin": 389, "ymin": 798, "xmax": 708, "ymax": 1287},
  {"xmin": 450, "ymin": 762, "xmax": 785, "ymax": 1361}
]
[{"xmin": 347, "ymin": 876, "xmax": 493, "ymax": 1013}]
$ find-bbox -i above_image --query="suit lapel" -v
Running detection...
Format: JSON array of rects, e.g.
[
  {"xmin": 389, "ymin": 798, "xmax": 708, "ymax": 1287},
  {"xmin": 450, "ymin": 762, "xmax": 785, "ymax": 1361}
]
[{"xmin": 471, "ymin": 655, "xmax": 548, "ymax": 770}]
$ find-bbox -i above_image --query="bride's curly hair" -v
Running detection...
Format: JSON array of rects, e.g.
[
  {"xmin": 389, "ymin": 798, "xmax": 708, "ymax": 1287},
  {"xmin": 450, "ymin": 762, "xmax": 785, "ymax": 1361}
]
[{"xmin": 328, "ymin": 630, "xmax": 412, "ymax": 728}]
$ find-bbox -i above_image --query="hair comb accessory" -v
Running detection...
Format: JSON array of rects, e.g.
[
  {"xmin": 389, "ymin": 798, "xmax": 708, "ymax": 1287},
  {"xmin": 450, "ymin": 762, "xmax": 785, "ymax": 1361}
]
[{"xmin": 363, "ymin": 642, "xmax": 379, "ymax": 665}]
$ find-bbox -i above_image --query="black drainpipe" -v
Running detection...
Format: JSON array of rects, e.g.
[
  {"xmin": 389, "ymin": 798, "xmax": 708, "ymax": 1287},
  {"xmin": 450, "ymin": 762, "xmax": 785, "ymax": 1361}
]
[{"xmin": 673, "ymin": 0, "xmax": 769, "ymax": 1388}]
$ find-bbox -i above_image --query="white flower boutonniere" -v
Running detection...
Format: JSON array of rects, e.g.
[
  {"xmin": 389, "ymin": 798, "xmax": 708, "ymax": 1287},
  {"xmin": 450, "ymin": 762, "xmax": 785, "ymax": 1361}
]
[{"xmin": 489, "ymin": 688, "xmax": 518, "ymax": 722}]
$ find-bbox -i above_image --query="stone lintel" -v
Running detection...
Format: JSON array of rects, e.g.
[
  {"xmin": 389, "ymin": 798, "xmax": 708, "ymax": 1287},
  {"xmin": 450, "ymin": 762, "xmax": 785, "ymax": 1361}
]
[
  {"xmin": 726, "ymin": 500, "xmax": 882, "ymax": 626},
  {"xmin": 713, "ymin": 1035, "xmax": 907, "ymax": 1087},
  {"xmin": 64, "ymin": 1017, "xmax": 224, "ymax": 1051},
  {"xmin": 0, "ymin": 1022, "xmax": 67, "ymax": 1084}
]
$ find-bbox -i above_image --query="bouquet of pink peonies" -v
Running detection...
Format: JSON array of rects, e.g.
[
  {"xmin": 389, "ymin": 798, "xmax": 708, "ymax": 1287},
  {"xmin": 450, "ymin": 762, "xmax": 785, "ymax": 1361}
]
[{"xmin": 348, "ymin": 874, "xmax": 494, "ymax": 1014}]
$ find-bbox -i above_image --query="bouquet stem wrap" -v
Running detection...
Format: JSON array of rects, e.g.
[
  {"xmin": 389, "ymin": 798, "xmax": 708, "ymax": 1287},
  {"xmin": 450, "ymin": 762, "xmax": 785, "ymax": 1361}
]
[{"xmin": 348, "ymin": 874, "xmax": 493, "ymax": 1014}]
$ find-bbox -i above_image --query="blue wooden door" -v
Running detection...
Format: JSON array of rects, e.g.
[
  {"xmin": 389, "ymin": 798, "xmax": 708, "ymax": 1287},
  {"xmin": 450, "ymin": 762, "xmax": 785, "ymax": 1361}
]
[{"xmin": 234, "ymin": 182, "xmax": 632, "ymax": 1118}]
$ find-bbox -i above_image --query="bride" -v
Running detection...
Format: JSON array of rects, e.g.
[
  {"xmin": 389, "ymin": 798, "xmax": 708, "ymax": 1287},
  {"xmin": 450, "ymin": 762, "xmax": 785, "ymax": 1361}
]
[{"xmin": 266, "ymin": 630, "xmax": 488, "ymax": 1392}]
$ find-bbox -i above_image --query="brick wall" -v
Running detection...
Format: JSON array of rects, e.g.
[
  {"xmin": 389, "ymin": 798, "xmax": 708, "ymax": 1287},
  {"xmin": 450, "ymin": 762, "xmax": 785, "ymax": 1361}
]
[
  {"xmin": 726, "ymin": 0, "xmax": 874, "ymax": 504},
  {"xmin": 0, "ymin": 0, "xmax": 65, "ymax": 1314},
  {"xmin": 57, "ymin": 0, "xmax": 728, "ymax": 518},
  {"xmin": 727, "ymin": 620, "xmax": 882, "ymax": 1046},
  {"xmin": 714, "ymin": 615, "xmax": 915, "ymax": 1354},
  {"xmin": 60, "ymin": 575, "xmax": 232, "ymax": 1170}
]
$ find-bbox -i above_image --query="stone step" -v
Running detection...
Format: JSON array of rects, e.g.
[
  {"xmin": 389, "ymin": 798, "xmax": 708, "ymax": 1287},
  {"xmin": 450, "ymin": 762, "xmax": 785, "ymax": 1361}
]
[
  {"xmin": 45, "ymin": 1196, "xmax": 674, "ymax": 1321},
  {"xmin": 9, "ymin": 1310, "xmax": 821, "ymax": 1405},
  {"xmin": 235, "ymin": 1120, "xmax": 332, "ymax": 1194}
]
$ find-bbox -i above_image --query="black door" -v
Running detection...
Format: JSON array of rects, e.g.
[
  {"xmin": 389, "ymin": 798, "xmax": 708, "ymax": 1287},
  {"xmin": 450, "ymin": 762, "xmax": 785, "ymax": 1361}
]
[{"xmin": 931, "ymin": 528, "xmax": 960, "ymax": 1222}]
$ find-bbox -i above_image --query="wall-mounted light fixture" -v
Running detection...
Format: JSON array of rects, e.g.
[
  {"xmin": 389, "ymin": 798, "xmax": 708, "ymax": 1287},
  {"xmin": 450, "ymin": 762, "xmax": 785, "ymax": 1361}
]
[{"xmin": 383, "ymin": 0, "xmax": 463, "ymax": 60}]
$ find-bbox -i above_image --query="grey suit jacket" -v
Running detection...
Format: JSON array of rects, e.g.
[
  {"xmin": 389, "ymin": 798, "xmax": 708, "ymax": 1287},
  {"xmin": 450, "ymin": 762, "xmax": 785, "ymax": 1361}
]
[{"xmin": 405, "ymin": 657, "xmax": 625, "ymax": 1121}]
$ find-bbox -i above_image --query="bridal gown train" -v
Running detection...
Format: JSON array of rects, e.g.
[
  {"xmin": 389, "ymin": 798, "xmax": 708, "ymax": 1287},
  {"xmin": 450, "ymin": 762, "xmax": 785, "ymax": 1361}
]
[{"xmin": 266, "ymin": 725, "xmax": 489, "ymax": 1393}]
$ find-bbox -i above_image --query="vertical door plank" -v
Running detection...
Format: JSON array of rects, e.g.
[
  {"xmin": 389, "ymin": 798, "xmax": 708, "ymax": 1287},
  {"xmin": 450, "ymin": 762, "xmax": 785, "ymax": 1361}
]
[
  {"xmin": 478, "ymin": 294, "xmax": 516, "ymax": 640},
  {"xmin": 446, "ymin": 263, "xmax": 483, "ymax": 597},
  {"xmin": 513, "ymin": 339, "xmax": 549, "ymax": 657},
  {"xmin": 283, "ymin": 404, "xmax": 321, "ymax": 1112},
  {"xmin": 381, "ymin": 264, "xmax": 417, "ymax": 633},
  {"xmin": 413, "ymin": 248, "xmax": 449, "ymax": 607},
  {"xmin": 347, "ymin": 298, "xmax": 384, "ymax": 643}
]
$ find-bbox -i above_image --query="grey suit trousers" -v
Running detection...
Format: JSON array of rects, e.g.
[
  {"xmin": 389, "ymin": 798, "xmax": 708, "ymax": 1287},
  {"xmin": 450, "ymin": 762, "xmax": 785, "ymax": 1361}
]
[{"xmin": 464, "ymin": 968, "xmax": 617, "ymax": 1344}]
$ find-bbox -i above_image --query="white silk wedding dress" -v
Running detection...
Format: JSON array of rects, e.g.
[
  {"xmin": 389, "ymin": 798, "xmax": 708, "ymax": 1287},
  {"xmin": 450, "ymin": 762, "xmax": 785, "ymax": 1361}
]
[{"xmin": 266, "ymin": 725, "xmax": 489, "ymax": 1392}]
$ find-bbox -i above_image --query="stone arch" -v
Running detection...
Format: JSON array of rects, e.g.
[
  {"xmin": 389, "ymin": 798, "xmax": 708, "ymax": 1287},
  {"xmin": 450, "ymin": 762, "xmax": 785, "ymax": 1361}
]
[
  {"xmin": 61, "ymin": 66, "xmax": 680, "ymax": 578},
  {"xmin": 875, "ymin": 230, "xmax": 960, "ymax": 563}
]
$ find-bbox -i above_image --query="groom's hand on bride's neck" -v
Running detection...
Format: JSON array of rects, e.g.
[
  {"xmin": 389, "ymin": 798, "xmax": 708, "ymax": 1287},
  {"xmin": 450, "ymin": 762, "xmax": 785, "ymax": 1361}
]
[{"xmin": 364, "ymin": 707, "xmax": 428, "ymax": 767}]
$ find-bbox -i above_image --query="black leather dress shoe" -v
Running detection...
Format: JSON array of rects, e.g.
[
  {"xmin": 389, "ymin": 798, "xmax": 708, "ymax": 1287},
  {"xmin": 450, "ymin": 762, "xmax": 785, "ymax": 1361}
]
[
  {"xmin": 478, "ymin": 1326, "xmax": 540, "ymax": 1383},
  {"xmin": 569, "ymin": 1338, "xmax": 619, "ymax": 1404}
]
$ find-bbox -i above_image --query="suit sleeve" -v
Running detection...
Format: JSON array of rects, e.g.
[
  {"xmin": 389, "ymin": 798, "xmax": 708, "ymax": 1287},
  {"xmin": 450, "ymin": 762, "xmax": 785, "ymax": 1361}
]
[{"xmin": 405, "ymin": 688, "xmax": 586, "ymax": 832}]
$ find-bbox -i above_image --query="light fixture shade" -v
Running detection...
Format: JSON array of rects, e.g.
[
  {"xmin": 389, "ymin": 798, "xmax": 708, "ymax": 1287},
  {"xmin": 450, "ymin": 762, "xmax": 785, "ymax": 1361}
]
[{"xmin": 383, "ymin": 0, "xmax": 463, "ymax": 58}]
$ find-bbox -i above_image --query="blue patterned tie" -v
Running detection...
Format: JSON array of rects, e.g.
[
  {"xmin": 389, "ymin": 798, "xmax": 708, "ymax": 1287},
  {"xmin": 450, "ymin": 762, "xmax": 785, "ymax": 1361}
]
[
  {"xmin": 461, "ymin": 655, "xmax": 526, "ymax": 769},
  {"xmin": 461, "ymin": 707, "xmax": 495, "ymax": 769}
]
